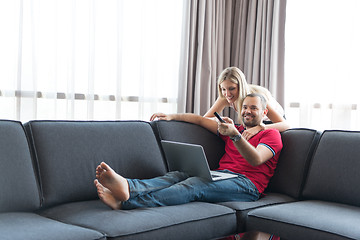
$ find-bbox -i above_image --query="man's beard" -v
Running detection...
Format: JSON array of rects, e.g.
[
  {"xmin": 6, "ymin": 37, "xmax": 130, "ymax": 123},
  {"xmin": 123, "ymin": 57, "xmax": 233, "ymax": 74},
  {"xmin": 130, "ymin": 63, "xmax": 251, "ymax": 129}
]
[{"xmin": 242, "ymin": 114, "xmax": 260, "ymax": 128}]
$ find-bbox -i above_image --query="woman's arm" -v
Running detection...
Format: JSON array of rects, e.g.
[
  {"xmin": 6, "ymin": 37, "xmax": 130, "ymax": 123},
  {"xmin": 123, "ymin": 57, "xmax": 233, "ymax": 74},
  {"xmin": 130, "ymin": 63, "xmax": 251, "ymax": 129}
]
[
  {"xmin": 241, "ymin": 100, "xmax": 290, "ymax": 140},
  {"xmin": 203, "ymin": 97, "xmax": 229, "ymax": 118},
  {"xmin": 264, "ymin": 102, "xmax": 290, "ymax": 132}
]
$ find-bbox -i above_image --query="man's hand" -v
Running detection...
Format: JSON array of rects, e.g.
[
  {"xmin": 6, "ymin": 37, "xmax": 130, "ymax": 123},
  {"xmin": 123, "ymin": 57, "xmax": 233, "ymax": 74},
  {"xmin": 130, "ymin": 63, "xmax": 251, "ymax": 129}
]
[
  {"xmin": 217, "ymin": 117, "xmax": 240, "ymax": 138},
  {"xmin": 150, "ymin": 113, "xmax": 173, "ymax": 121},
  {"xmin": 150, "ymin": 112, "xmax": 218, "ymax": 134},
  {"xmin": 217, "ymin": 117, "xmax": 272, "ymax": 166}
]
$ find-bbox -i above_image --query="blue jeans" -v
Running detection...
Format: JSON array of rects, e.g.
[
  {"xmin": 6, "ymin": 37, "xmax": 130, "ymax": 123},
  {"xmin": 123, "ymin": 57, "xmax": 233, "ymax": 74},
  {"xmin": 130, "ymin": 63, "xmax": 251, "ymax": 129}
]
[{"xmin": 121, "ymin": 170, "xmax": 260, "ymax": 210}]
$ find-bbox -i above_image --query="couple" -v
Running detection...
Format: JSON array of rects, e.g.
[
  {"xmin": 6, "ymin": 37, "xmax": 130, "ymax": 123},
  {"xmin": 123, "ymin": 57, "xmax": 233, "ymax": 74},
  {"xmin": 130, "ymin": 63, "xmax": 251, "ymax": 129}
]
[{"xmin": 94, "ymin": 92, "xmax": 283, "ymax": 211}]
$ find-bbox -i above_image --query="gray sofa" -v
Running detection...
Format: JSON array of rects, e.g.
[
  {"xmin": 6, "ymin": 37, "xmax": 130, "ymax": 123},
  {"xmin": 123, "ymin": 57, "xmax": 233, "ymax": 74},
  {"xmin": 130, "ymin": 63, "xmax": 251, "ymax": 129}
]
[{"xmin": 0, "ymin": 119, "xmax": 359, "ymax": 240}]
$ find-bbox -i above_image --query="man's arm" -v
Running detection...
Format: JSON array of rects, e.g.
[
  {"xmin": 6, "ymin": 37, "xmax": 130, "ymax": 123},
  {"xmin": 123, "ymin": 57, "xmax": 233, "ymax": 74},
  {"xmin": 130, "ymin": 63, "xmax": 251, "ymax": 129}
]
[
  {"xmin": 232, "ymin": 138, "xmax": 274, "ymax": 167},
  {"xmin": 150, "ymin": 113, "xmax": 218, "ymax": 134},
  {"xmin": 218, "ymin": 117, "xmax": 274, "ymax": 167}
]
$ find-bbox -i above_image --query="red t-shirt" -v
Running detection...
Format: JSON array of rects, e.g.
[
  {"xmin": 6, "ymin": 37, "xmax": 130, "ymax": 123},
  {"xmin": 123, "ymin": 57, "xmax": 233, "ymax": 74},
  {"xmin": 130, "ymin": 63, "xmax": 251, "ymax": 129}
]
[{"xmin": 217, "ymin": 125, "xmax": 282, "ymax": 194}]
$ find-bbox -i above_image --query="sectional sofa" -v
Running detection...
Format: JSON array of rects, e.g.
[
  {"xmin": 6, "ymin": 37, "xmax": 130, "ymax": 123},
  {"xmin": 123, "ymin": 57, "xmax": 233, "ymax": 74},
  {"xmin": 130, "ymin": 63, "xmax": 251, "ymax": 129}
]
[{"xmin": 0, "ymin": 119, "xmax": 359, "ymax": 240}]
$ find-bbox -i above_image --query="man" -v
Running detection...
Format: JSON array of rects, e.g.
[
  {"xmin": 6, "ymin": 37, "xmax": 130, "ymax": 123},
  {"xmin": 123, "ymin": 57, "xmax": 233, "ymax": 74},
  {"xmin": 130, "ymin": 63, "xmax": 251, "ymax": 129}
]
[{"xmin": 94, "ymin": 93, "xmax": 282, "ymax": 210}]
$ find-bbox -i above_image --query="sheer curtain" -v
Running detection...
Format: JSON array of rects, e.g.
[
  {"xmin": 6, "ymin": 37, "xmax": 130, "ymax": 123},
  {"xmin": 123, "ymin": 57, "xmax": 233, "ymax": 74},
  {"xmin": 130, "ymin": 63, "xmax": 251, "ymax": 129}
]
[
  {"xmin": 285, "ymin": 0, "xmax": 360, "ymax": 130},
  {"xmin": 178, "ymin": 0, "xmax": 286, "ymax": 122},
  {"xmin": 0, "ymin": 0, "xmax": 183, "ymax": 122}
]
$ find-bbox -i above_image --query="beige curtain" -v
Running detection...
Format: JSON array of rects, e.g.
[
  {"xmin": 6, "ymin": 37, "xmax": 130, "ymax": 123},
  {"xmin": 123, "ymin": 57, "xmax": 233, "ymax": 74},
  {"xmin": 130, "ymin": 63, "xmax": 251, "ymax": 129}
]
[{"xmin": 178, "ymin": 0, "xmax": 286, "ymax": 120}]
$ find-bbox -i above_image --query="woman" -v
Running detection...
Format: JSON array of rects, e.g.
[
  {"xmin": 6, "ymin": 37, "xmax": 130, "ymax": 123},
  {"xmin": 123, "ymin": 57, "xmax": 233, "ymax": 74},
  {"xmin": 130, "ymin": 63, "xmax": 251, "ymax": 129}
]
[{"xmin": 204, "ymin": 67, "xmax": 289, "ymax": 140}]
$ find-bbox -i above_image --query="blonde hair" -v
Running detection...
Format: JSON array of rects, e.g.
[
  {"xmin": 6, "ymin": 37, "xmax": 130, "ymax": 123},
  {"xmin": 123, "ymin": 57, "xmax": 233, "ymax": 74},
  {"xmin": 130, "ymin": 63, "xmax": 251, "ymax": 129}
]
[
  {"xmin": 217, "ymin": 67, "xmax": 250, "ymax": 115},
  {"xmin": 217, "ymin": 67, "xmax": 273, "ymax": 123}
]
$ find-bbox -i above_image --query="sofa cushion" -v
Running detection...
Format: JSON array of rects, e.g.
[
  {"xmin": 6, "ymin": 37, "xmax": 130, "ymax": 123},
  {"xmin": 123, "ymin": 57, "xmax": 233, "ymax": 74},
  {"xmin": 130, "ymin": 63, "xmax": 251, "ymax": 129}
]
[
  {"xmin": 40, "ymin": 200, "xmax": 236, "ymax": 240},
  {"xmin": 247, "ymin": 200, "xmax": 360, "ymax": 240},
  {"xmin": 0, "ymin": 212, "xmax": 104, "ymax": 240},
  {"xmin": 151, "ymin": 120, "xmax": 225, "ymax": 170},
  {"xmin": 25, "ymin": 120, "xmax": 167, "ymax": 208},
  {"xmin": 266, "ymin": 128, "xmax": 321, "ymax": 199},
  {"xmin": 0, "ymin": 120, "xmax": 40, "ymax": 212},
  {"xmin": 219, "ymin": 193, "xmax": 296, "ymax": 232},
  {"xmin": 302, "ymin": 130, "xmax": 360, "ymax": 206}
]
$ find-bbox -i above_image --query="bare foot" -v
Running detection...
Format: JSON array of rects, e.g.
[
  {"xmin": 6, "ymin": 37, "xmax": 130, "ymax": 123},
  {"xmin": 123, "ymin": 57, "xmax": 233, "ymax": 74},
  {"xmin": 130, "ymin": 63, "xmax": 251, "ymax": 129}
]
[
  {"xmin": 94, "ymin": 179, "xmax": 121, "ymax": 210},
  {"xmin": 95, "ymin": 162, "xmax": 130, "ymax": 202}
]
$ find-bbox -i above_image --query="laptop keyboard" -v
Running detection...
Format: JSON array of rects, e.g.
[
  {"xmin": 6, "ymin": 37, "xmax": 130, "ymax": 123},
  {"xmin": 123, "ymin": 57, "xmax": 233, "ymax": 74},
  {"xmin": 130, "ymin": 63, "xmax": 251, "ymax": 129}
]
[{"xmin": 211, "ymin": 174, "xmax": 221, "ymax": 178}]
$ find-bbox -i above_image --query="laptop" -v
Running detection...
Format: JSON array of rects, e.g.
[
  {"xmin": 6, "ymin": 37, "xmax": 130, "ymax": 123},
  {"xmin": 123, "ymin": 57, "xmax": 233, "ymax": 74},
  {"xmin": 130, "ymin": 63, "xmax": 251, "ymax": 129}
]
[{"xmin": 161, "ymin": 140, "xmax": 238, "ymax": 181}]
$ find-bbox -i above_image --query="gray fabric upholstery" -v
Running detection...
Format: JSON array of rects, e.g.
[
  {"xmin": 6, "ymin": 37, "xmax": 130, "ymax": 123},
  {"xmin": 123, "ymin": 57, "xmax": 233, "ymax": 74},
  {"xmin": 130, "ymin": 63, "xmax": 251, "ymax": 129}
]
[
  {"xmin": 3, "ymin": 119, "xmax": 357, "ymax": 240},
  {"xmin": 151, "ymin": 120, "xmax": 225, "ymax": 170},
  {"xmin": 40, "ymin": 200, "xmax": 236, "ymax": 240},
  {"xmin": 0, "ymin": 212, "xmax": 105, "ymax": 240},
  {"xmin": 153, "ymin": 121, "xmax": 303, "ymax": 233},
  {"xmin": 0, "ymin": 120, "xmax": 40, "ymax": 212},
  {"xmin": 25, "ymin": 120, "xmax": 167, "ymax": 208},
  {"xmin": 302, "ymin": 130, "xmax": 360, "ymax": 206},
  {"xmin": 246, "ymin": 130, "xmax": 360, "ymax": 239},
  {"xmin": 219, "ymin": 193, "xmax": 296, "ymax": 232},
  {"xmin": 247, "ymin": 200, "xmax": 360, "ymax": 240},
  {"xmin": 266, "ymin": 128, "xmax": 321, "ymax": 199}
]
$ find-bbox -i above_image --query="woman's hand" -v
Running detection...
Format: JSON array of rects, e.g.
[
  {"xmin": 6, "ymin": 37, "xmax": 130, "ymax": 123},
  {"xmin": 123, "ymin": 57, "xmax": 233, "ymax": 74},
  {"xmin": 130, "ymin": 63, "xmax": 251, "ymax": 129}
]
[{"xmin": 242, "ymin": 124, "xmax": 265, "ymax": 140}]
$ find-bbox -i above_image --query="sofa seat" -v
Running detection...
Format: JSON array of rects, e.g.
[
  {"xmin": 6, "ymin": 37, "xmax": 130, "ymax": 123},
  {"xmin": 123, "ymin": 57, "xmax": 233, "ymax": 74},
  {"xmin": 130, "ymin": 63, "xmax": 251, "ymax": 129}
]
[
  {"xmin": 247, "ymin": 200, "xmax": 360, "ymax": 240},
  {"xmin": 0, "ymin": 212, "xmax": 104, "ymax": 240},
  {"xmin": 219, "ymin": 193, "xmax": 296, "ymax": 232},
  {"xmin": 39, "ymin": 200, "xmax": 236, "ymax": 240}
]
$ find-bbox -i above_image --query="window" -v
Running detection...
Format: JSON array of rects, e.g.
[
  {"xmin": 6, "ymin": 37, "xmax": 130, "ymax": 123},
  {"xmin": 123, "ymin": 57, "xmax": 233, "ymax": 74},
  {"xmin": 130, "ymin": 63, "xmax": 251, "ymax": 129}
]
[
  {"xmin": 0, "ymin": 0, "xmax": 183, "ymax": 122},
  {"xmin": 285, "ymin": 0, "xmax": 360, "ymax": 130}
]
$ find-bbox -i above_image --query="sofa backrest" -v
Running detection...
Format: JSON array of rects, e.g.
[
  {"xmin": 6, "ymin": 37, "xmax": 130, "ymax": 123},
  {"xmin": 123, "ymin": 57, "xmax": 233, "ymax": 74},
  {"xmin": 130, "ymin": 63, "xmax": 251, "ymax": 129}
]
[
  {"xmin": 266, "ymin": 128, "xmax": 321, "ymax": 199},
  {"xmin": 0, "ymin": 120, "xmax": 40, "ymax": 212},
  {"xmin": 25, "ymin": 120, "xmax": 167, "ymax": 208},
  {"xmin": 151, "ymin": 120, "xmax": 225, "ymax": 170},
  {"xmin": 302, "ymin": 130, "xmax": 360, "ymax": 206}
]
